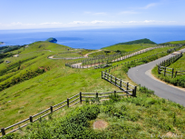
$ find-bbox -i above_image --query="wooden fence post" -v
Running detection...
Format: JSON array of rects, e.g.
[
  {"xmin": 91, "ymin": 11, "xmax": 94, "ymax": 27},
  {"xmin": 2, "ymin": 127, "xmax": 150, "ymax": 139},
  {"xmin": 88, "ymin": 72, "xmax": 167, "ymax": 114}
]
[
  {"xmin": 126, "ymin": 82, "xmax": 129, "ymax": 90},
  {"xmin": 132, "ymin": 89, "xmax": 135, "ymax": 97},
  {"xmin": 67, "ymin": 98, "xmax": 69, "ymax": 107},
  {"xmin": 164, "ymin": 67, "xmax": 166, "ymax": 76},
  {"xmin": 172, "ymin": 68, "xmax": 174, "ymax": 78},
  {"xmin": 79, "ymin": 92, "xmax": 82, "ymax": 104},
  {"xmin": 1, "ymin": 128, "xmax": 5, "ymax": 136},
  {"xmin": 114, "ymin": 90, "xmax": 116, "ymax": 96},
  {"xmin": 50, "ymin": 106, "xmax": 53, "ymax": 113},
  {"xmin": 29, "ymin": 116, "xmax": 33, "ymax": 123},
  {"xmin": 175, "ymin": 71, "xmax": 177, "ymax": 78},
  {"xmin": 158, "ymin": 65, "xmax": 161, "ymax": 74},
  {"xmin": 101, "ymin": 71, "xmax": 103, "ymax": 79},
  {"xmin": 96, "ymin": 92, "xmax": 98, "ymax": 98},
  {"xmin": 115, "ymin": 77, "xmax": 117, "ymax": 85},
  {"xmin": 132, "ymin": 86, "xmax": 137, "ymax": 97},
  {"xmin": 120, "ymin": 80, "xmax": 122, "ymax": 88}
]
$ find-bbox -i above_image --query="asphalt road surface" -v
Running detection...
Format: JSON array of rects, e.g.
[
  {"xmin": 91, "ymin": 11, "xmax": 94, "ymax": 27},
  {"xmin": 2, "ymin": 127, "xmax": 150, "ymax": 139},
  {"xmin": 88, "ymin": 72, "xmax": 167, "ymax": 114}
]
[{"xmin": 128, "ymin": 49, "xmax": 185, "ymax": 106}]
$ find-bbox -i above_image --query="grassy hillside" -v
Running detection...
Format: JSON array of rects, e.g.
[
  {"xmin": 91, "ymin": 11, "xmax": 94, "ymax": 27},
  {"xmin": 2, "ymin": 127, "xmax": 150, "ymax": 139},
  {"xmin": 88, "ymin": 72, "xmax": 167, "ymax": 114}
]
[
  {"xmin": 1, "ymin": 40, "xmax": 185, "ymax": 138},
  {"xmin": 102, "ymin": 43, "xmax": 156, "ymax": 54},
  {"xmin": 115, "ymin": 38, "xmax": 156, "ymax": 45},
  {"xmin": 168, "ymin": 55, "xmax": 185, "ymax": 71},
  {"xmin": 6, "ymin": 87, "xmax": 184, "ymax": 139},
  {"xmin": 2, "ymin": 47, "xmax": 185, "ymax": 138},
  {"xmin": 0, "ymin": 41, "xmax": 119, "ymax": 128},
  {"xmin": 160, "ymin": 40, "xmax": 185, "ymax": 45}
]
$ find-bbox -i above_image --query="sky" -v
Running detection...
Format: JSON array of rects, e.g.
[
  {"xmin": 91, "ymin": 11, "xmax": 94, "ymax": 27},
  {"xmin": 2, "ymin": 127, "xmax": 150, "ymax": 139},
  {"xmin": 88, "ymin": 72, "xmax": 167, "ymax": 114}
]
[{"xmin": 0, "ymin": 0, "xmax": 185, "ymax": 30}]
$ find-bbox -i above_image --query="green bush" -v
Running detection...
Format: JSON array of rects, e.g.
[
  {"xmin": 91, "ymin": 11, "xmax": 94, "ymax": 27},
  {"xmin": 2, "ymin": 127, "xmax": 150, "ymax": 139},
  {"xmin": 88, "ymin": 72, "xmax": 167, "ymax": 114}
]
[{"xmin": 20, "ymin": 105, "xmax": 100, "ymax": 138}]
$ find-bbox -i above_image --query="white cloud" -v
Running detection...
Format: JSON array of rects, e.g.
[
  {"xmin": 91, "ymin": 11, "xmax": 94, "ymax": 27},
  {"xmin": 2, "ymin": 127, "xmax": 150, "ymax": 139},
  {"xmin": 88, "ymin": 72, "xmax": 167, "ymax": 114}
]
[
  {"xmin": 40, "ymin": 22, "xmax": 63, "ymax": 25},
  {"xmin": 143, "ymin": 20, "xmax": 156, "ymax": 23},
  {"xmin": 69, "ymin": 21, "xmax": 88, "ymax": 24},
  {"xmin": 11, "ymin": 22, "xmax": 23, "ymax": 25},
  {"xmin": 0, "ymin": 20, "xmax": 183, "ymax": 30},
  {"xmin": 91, "ymin": 20, "xmax": 105, "ymax": 24},
  {"xmin": 142, "ymin": 3, "xmax": 157, "ymax": 9},
  {"xmin": 168, "ymin": 21, "xmax": 177, "ymax": 23}
]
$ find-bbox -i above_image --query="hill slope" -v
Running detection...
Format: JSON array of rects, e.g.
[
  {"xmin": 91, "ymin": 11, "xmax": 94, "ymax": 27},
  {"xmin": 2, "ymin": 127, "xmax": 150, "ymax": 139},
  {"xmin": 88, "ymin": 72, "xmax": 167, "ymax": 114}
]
[
  {"xmin": 116, "ymin": 38, "xmax": 156, "ymax": 45},
  {"xmin": 1, "ymin": 40, "xmax": 185, "ymax": 138}
]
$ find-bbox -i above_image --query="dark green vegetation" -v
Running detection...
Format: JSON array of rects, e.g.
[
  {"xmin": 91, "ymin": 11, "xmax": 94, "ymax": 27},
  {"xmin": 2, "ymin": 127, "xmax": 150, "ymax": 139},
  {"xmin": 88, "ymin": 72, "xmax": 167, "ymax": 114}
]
[
  {"xmin": 0, "ymin": 45, "xmax": 22, "ymax": 54},
  {"xmin": 115, "ymin": 38, "xmax": 156, "ymax": 45},
  {"xmin": 1, "ymin": 39, "xmax": 185, "ymax": 138},
  {"xmin": 46, "ymin": 37, "xmax": 57, "ymax": 43}
]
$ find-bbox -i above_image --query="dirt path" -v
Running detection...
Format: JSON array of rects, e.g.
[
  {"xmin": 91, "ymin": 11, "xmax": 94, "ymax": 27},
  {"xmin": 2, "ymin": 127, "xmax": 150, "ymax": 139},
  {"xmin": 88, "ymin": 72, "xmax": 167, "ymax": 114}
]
[
  {"xmin": 71, "ymin": 46, "xmax": 166, "ymax": 68},
  {"xmin": 48, "ymin": 49, "xmax": 102, "ymax": 60}
]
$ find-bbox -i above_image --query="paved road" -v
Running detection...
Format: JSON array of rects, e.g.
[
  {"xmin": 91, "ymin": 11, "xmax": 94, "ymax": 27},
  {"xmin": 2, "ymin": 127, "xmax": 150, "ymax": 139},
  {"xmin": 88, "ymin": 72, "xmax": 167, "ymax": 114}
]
[{"xmin": 128, "ymin": 49, "xmax": 185, "ymax": 106}]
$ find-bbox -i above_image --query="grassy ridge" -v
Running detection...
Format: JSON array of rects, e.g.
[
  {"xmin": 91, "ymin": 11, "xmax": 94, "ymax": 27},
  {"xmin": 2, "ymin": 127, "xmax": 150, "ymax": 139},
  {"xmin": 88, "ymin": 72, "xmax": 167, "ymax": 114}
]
[
  {"xmin": 1, "ymin": 39, "xmax": 185, "ymax": 136},
  {"xmin": 115, "ymin": 38, "xmax": 156, "ymax": 45},
  {"xmin": 102, "ymin": 44, "xmax": 156, "ymax": 53}
]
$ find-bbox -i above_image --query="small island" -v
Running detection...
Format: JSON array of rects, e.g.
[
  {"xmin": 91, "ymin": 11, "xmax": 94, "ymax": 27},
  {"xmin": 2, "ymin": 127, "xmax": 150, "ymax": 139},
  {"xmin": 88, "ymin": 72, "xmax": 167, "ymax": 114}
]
[
  {"xmin": 46, "ymin": 38, "xmax": 57, "ymax": 43},
  {"xmin": 0, "ymin": 42, "xmax": 5, "ymax": 45}
]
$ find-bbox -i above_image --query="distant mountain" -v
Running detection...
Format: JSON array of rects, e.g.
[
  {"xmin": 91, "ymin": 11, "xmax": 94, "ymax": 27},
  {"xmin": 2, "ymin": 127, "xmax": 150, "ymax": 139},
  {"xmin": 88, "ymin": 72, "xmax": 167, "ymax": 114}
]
[
  {"xmin": 46, "ymin": 38, "xmax": 57, "ymax": 43},
  {"xmin": 116, "ymin": 38, "xmax": 156, "ymax": 45}
]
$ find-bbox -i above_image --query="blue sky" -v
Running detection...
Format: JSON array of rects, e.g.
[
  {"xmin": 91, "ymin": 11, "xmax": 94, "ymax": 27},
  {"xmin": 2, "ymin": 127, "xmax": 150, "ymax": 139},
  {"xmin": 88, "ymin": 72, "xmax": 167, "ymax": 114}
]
[{"xmin": 0, "ymin": 0, "xmax": 185, "ymax": 30}]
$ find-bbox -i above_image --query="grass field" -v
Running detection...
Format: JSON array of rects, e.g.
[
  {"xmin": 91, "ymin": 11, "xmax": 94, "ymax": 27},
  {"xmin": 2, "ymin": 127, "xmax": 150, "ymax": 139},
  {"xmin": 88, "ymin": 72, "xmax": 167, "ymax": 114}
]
[
  {"xmin": 3, "ymin": 56, "xmax": 185, "ymax": 138},
  {"xmin": 168, "ymin": 54, "xmax": 185, "ymax": 71},
  {"xmin": 1, "ymin": 40, "xmax": 185, "ymax": 138}
]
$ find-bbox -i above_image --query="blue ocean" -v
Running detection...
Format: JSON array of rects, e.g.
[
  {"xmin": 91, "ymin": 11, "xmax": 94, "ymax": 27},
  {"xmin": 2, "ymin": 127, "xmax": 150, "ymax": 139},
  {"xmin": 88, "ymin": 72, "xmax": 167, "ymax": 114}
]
[{"xmin": 0, "ymin": 26, "xmax": 185, "ymax": 49}]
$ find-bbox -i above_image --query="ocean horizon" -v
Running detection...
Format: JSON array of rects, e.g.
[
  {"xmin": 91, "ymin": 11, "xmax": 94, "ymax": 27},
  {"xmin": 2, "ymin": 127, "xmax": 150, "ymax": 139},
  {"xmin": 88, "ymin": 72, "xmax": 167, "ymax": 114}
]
[{"xmin": 0, "ymin": 26, "xmax": 185, "ymax": 49}]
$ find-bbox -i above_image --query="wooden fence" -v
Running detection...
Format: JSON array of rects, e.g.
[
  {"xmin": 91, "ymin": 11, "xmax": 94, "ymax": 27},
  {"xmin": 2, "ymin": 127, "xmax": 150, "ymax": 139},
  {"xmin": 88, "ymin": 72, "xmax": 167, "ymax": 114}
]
[
  {"xmin": 101, "ymin": 71, "xmax": 137, "ymax": 97},
  {"xmin": 0, "ymin": 90, "xmax": 131, "ymax": 137},
  {"xmin": 65, "ymin": 45, "xmax": 170, "ymax": 69},
  {"xmin": 158, "ymin": 53, "xmax": 184, "ymax": 78}
]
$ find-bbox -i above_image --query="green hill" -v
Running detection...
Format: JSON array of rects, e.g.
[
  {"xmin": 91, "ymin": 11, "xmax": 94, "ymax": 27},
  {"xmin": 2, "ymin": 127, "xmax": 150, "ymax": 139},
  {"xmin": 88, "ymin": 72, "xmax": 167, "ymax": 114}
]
[
  {"xmin": 160, "ymin": 40, "xmax": 185, "ymax": 45},
  {"xmin": 116, "ymin": 38, "xmax": 156, "ymax": 45},
  {"xmin": 0, "ymin": 40, "xmax": 185, "ymax": 138},
  {"xmin": 102, "ymin": 39, "xmax": 157, "ymax": 54}
]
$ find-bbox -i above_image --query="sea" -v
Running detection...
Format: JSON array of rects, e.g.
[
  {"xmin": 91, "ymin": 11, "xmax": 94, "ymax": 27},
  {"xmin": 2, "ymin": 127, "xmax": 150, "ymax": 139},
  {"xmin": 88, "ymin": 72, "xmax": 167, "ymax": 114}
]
[{"xmin": 0, "ymin": 26, "xmax": 185, "ymax": 49}]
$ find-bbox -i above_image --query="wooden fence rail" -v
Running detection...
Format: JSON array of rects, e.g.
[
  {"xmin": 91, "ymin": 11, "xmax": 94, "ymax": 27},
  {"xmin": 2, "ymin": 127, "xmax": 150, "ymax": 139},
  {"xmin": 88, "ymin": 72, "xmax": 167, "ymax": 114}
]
[
  {"xmin": 65, "ymin": 45, "xmax": 172, "ymax": 69},
  {"xmin": 158, "ymin": 53, "xmax": 184, "ymax": 78},
  {"xmin": 0, "ymin": 90, "xmax": 132, "ymax": 137}
]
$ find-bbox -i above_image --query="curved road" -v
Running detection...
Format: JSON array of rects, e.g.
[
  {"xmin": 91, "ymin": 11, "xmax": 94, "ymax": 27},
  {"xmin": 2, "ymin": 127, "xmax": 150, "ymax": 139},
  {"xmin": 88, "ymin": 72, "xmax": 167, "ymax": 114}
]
[{"xmin": 128, "ymin": 49, "xmax": 185, "ymax": 106}]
